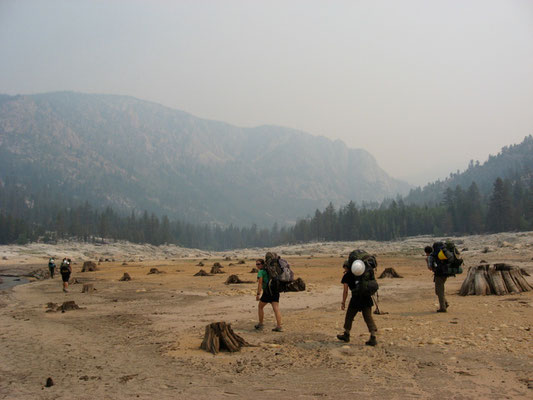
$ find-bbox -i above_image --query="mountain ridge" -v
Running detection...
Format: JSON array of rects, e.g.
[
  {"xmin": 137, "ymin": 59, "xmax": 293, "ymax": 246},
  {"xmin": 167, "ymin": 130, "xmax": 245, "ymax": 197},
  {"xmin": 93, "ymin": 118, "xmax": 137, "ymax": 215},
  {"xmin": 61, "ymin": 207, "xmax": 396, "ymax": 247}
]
[{"xmin": 0, "ymin": 91, "xmax": 410, "ymax": 226}]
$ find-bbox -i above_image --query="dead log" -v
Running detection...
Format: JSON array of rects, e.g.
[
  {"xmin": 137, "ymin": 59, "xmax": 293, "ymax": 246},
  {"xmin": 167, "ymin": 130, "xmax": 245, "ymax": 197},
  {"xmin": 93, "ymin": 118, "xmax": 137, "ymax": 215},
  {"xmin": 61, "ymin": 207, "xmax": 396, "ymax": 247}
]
[
  {"xmin": 459, "ymin": 264, "xmax": 532, "ymax": 296},
  {"xmin": 200, "ymin": 322, "xmax": 250, "ymax": 354},
  {"xmin": 119, "ymin": 273, "xmax": 131, "ymax": 281},
  {"xmin": 81, "ymin": 261, "xmax": 98, "ymax": 272},
  {"xmin": 194, "ymin": 269, "xmax": 210, "ymax": 276},
  {"xmin": 378, "ymin": 268, "xmax": 402, "ymax": 278},
  {"xmin": 82, "ymin": 284, "xmax": 95, "ymax": 293}
]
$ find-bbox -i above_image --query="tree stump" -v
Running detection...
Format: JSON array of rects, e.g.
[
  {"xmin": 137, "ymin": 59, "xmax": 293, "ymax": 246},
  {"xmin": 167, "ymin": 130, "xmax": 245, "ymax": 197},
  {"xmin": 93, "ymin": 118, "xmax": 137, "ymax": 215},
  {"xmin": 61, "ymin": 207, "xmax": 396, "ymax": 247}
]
[
  {"xmin": 250, "ymin": 267, "xmax": 258, "ymax": 273},
  {"xmin": 119, "ymin": 273, "xmax": 132, "ymax": 281},
  {"xmin": 285, "ymin": 277, "xmax": 306, "ymax": 292},
  {"xmin": 197, "ymin": 261, "xmax": 204, "ymax": 267},
  {"xmin": 82, "ymin": 261, "xmax": 98, "ymax": 272},
  {"xmin": 379, "ymin": 268, "xmax": 403, "ymax": 278},
  {"xmin": 210, "ymin": 263, "xmax": 225, "ymax": 274},
  {"xmin": 148, "ymin": 268, "xmax": 162, "ymax": 274},
  {"xmin": 82, "ymin": 284, "xmax": 95, "ymax": 293},
  {"xmin": 225, "ymin": 275, "xmax": 253, "ymax": 284},
  {"xmin": 459, "ymin": 264, "xmax": 533, "ymax": 296},
  {"xmin": 57, "ymin": 300, "xmax": 80, "ymax": 312},
  {"xmin": 194, "ymin": 269, "xmax": 210, "ymax": 276},
  {"xmin": 200, "ymin": 322, "xmax": 250, "ymax": 354}
]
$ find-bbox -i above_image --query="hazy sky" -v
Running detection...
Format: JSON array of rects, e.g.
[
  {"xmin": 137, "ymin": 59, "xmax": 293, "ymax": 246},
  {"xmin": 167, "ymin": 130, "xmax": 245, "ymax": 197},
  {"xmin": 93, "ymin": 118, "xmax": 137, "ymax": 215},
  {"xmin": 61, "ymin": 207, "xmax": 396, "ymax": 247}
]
[{"xmin": 1, "ymin": 0, "xmax": 532, "ymax": 185}]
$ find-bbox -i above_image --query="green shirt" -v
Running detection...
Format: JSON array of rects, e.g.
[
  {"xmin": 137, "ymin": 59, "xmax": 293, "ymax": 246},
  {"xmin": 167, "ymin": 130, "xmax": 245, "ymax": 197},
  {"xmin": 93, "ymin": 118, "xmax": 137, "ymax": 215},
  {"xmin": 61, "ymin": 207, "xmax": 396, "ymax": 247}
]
[{"xmin": 257, "ymin": 269, "xmax": 269, "ymax": 290}]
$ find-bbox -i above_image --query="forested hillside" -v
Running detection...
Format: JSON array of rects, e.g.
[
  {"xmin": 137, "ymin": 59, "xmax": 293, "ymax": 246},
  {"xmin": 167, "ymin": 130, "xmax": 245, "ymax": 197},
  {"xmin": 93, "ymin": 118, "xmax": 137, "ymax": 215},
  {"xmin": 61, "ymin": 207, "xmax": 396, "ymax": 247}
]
[
  {"xmin": 0, "ymin": 92, "xmax": 408, "ymax": 227},
  {"xmin": 405, "ymin": 136, "xmax": 533, "ymax": 205}
]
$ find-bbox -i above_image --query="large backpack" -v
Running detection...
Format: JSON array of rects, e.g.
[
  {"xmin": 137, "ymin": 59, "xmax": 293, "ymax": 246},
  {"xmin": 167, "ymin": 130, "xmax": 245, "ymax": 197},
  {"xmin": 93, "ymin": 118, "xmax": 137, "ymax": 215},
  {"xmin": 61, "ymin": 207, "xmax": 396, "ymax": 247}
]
[
  {"xmin": 264, "ymin": 253, "xmax": 294, "ymax": 294},
  {"xmin": 432, "ymin": 241, "xmax": 463, "ymax": 276},
  {"xmin": 264, "ymin": 252, "xmax": 282, "ymax": 279},
  {"xmin": 351, "ymin": 265, "xmax": 379, "ymax": 297},
  {"xmin": 60, "ymin": 260, "xmax": 70, "ymax": 274},
  {"xmin": 277, "ymin": 258, "xmax": 294, "ymax": 283},
  {"xmin": 348, "ymin": 249, "xmax": 377, "ymax": 271}
]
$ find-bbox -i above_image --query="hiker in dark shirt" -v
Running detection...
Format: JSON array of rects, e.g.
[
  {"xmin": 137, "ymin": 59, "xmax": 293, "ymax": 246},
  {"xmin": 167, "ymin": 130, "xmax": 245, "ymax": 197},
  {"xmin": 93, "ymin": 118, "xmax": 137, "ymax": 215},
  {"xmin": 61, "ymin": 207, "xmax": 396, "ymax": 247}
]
[
  {"xmin": 60, "ymin": 258, "xmax": 72, "ymax": 293},
  {"xmin": 255, "ymin": 259, "xmax": 282, "ymax": 332},
  {"xmin": 425, "ymin": 246, "xmax": 449, "ymax": 312},
  {"xmin": 337, "ymin": 261, "xmax": 377, "ymax": 346},
  {"xmin": 48, "ymin": 258, "xmax": 56, "ymax": 279}
]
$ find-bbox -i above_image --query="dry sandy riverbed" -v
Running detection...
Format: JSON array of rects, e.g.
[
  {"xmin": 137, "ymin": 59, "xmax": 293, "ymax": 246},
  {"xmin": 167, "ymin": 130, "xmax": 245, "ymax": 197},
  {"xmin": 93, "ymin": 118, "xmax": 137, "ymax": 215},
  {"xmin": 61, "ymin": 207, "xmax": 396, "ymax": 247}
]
[{"xmin": 0, "ymin": 233, "xmax": 532, "ymax": 399}]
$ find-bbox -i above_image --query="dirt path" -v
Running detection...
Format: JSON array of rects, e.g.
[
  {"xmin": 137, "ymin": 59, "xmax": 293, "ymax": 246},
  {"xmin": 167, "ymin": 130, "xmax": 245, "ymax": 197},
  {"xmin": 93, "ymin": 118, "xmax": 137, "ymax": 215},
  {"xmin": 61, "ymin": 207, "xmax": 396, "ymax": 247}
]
[{"xmin": 0, "ymin": 250, "xmax": 532, "ymax": 399}]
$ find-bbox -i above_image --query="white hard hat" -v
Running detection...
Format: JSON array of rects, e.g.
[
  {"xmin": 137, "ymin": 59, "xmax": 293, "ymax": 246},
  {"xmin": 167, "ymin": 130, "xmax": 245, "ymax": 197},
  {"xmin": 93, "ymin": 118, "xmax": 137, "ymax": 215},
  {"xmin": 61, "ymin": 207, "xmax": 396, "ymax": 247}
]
[{"xmin": 351, "ymin": 260, "xmax": 365, "ymax": 276}]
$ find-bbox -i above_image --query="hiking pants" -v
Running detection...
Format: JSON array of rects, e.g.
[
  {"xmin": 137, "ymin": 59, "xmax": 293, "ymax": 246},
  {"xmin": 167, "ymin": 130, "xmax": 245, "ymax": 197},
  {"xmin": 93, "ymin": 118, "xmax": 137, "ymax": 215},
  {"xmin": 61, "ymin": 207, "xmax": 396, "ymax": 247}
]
[
  {"xmin": 434, "ymin": 275, "xmax": 448, "ymax": 310},
  {"xmin": 344, "ymin": 305, "xmax": 377, "ymax": 335}
]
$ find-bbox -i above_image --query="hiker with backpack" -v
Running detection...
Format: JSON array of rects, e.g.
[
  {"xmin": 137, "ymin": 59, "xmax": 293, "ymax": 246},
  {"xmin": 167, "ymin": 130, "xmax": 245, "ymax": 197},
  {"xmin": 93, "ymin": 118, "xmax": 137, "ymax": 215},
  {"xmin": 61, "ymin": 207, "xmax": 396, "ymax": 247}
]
[
  {"xmin": 425, "ymin": 242, "xmax": 463, "ymax": 313},
  {"xmin": 337, "ymin": 250, "xmax": 378, "ymax": 346},
  {"xmin": 60, "ymin": 258, "xmax": 72, "ymax": 293},
  {"xmin": 48, "ymin": 257, "xmax": 56, "ymax": 279},
  {"xmin": 255, "ymin": 257, "xmax": 283, "ymax": 332}
]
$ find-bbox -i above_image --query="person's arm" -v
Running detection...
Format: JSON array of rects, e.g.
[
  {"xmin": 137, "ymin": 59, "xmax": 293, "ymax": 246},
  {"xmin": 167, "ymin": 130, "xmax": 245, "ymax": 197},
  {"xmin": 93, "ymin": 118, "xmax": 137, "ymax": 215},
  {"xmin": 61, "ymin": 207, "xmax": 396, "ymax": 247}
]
[
  {"xmin": 256, "ymin": 276, "xmax": 263, "ymax": 301},
  {"xmin": 426, "ymin": 255, "xmax": 434, "ymax": 271},
  {"xmin": 341, "ymin": 283, "xmax": 349, "ymax": 310}
]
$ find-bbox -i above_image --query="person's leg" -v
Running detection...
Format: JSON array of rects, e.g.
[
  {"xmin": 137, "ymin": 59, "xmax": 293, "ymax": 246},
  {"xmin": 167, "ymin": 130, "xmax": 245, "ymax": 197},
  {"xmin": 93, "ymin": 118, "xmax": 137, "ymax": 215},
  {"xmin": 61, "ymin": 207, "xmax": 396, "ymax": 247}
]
[
  {"xmin": 256, "ymin": 301, "xmax": 266, "ymax": 328},
  {"xmin": 338, "ymin": 302, "xmax": 358, "ymax": 342},
  {"xmin": 362, "ymin": 307, "xmax": 377, "ymax": 345},
  {"xmin": 435, "ymin": 276, "xmax": 447, "ymax": 311},
  {"xmin": 271, "ymin": 302, "xmax": 282, "ymax": 330}
]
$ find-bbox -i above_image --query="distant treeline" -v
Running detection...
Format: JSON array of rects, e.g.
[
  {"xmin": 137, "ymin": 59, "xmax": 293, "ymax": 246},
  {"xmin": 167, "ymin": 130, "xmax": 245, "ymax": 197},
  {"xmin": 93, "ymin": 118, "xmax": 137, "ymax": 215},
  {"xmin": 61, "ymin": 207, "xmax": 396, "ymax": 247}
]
[{"xmin": 1, "ymin": 176, "xmax": 532, "ymax": 250}]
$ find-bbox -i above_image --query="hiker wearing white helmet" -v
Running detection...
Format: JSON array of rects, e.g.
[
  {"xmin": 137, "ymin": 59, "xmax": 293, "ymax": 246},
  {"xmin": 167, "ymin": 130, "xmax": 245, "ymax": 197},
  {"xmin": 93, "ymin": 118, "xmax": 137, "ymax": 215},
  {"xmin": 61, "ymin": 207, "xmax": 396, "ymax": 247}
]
[{"xmin": 337, "ymin": 257, "xmax": 378, "ymax": 346}]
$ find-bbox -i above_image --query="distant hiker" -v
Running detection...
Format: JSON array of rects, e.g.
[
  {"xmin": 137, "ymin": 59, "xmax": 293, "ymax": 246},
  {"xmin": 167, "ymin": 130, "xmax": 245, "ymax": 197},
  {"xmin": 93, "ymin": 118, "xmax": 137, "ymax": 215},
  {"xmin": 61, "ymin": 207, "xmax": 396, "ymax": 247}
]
[
  {"xmin": 48, "ymin": 258, "xmax": 56, "ymax": 279},
  {"xmin": 255, "ymin": 257, "xmax": 282, "ymax": 332},
  {"xmin": 60, "ymin": 258, "xmax": 72, "ymax": 292},
  {"xmin": 337, "ymin": 256, "xmax": 378, "ymax": 346},
  {"xmin": 425, "ymin": 245, "xmax": 449, "ymax": 312}
]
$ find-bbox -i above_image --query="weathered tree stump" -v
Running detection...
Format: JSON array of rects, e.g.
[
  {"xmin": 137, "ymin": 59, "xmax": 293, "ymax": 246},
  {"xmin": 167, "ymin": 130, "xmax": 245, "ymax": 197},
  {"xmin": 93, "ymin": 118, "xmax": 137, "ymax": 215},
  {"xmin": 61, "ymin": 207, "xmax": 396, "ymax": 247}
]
[
  {"xmin": 238, "ymin": 260, "xmax": 245, "ymax": 264},
  {"xmin": 459, "ymin": 264, "xmax": 533, "ymax": 296},
  {"xmin": 285, "ymin": 277, "xmax": 306, "ymax": 292},
  {"xmin": 148, "ymin": 268, "xmax": 163, "ymax": 274},
  {"xmin": 82, "ymin": 261, "xmax": 98, "ymax": 272},
  {"xmin": 119, "ymin": 273, "xmax": 132, "ymax": 281},
  {"xmin": 82, "ymin": 284, "xmax": 95, "ymax": 293},
  {"xmin": 200, "ymin": 322, "xmax": 250, "ymax": 354},
  {"xmin": 194, "ymin": 269, "xmax": 210, "ymax": 276},
  {"xmin": 379, "ymin": 268, "xmax": 403, "ymax": 278},
  {"xmin": 197, "ymin": 261, "xmax": 204, "ymax": 267},
  {"xmin": 211, "ymin": 263, "xmax": 225, "ymax": 274},
  {"xmin": 45, "ymin": 377, "xmax": 54, "ymax": 387},
  {"xmin": 225, "ymin": 275, "xmax": 253, "ymax": 285},
  {"xmin": 250, "ymin": 267, "xmax": 258, "ymax": 273}
]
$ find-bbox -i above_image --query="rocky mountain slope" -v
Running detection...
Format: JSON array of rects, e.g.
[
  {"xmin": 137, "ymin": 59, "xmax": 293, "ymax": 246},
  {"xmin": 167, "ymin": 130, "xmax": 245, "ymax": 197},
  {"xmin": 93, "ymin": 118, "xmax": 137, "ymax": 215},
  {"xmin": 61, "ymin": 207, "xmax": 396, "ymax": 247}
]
[{"xmin": 0, "ymin": 92, "xmax": 409, "ymax": 225}]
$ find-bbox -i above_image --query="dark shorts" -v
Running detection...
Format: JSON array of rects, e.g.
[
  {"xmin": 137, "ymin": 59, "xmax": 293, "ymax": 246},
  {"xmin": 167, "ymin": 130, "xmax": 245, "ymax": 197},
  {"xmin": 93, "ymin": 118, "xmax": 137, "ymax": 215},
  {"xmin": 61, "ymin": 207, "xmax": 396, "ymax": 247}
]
[
  {"xmin": 61, "ymin": 273, "xmax": 71, "ymax": 283},
  {"xmin": 260, "ymin": 289, "xmax": 280, "ymax": 303}
]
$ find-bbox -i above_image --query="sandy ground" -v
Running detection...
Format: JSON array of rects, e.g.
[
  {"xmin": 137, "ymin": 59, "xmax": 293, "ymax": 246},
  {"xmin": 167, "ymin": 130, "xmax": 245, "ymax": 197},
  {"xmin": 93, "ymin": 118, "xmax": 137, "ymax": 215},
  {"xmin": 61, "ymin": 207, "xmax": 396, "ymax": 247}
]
[{"xmin": 0, "ymin": 233, "xmax": 532, "ymax": 399}]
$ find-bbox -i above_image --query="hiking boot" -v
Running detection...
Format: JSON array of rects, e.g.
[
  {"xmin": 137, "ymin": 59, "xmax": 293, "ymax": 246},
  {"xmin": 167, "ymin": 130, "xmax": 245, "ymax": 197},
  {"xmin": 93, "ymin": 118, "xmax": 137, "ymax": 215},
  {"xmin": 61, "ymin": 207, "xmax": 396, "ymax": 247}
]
[
  {"xmin": 272, "ymin": 326, "xmax": 283, "ymax": 332},
  {"xmin": 436, "ymin": 308, "xmax": 447, "ymax": 313},
  {"xmin": 336, "ymin": 332, "xmax": 350, "ymax": 342},
  {"xmin": 445, "ymin": 302, "xmax": 449, "ymax": 308},
  {"xmin": 254, "ymin": 323, "xmax": 264, "ymax": 330},
  {"xmin": 365, "ymin": 336, "xmax": 377, "ymax": 346}
]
